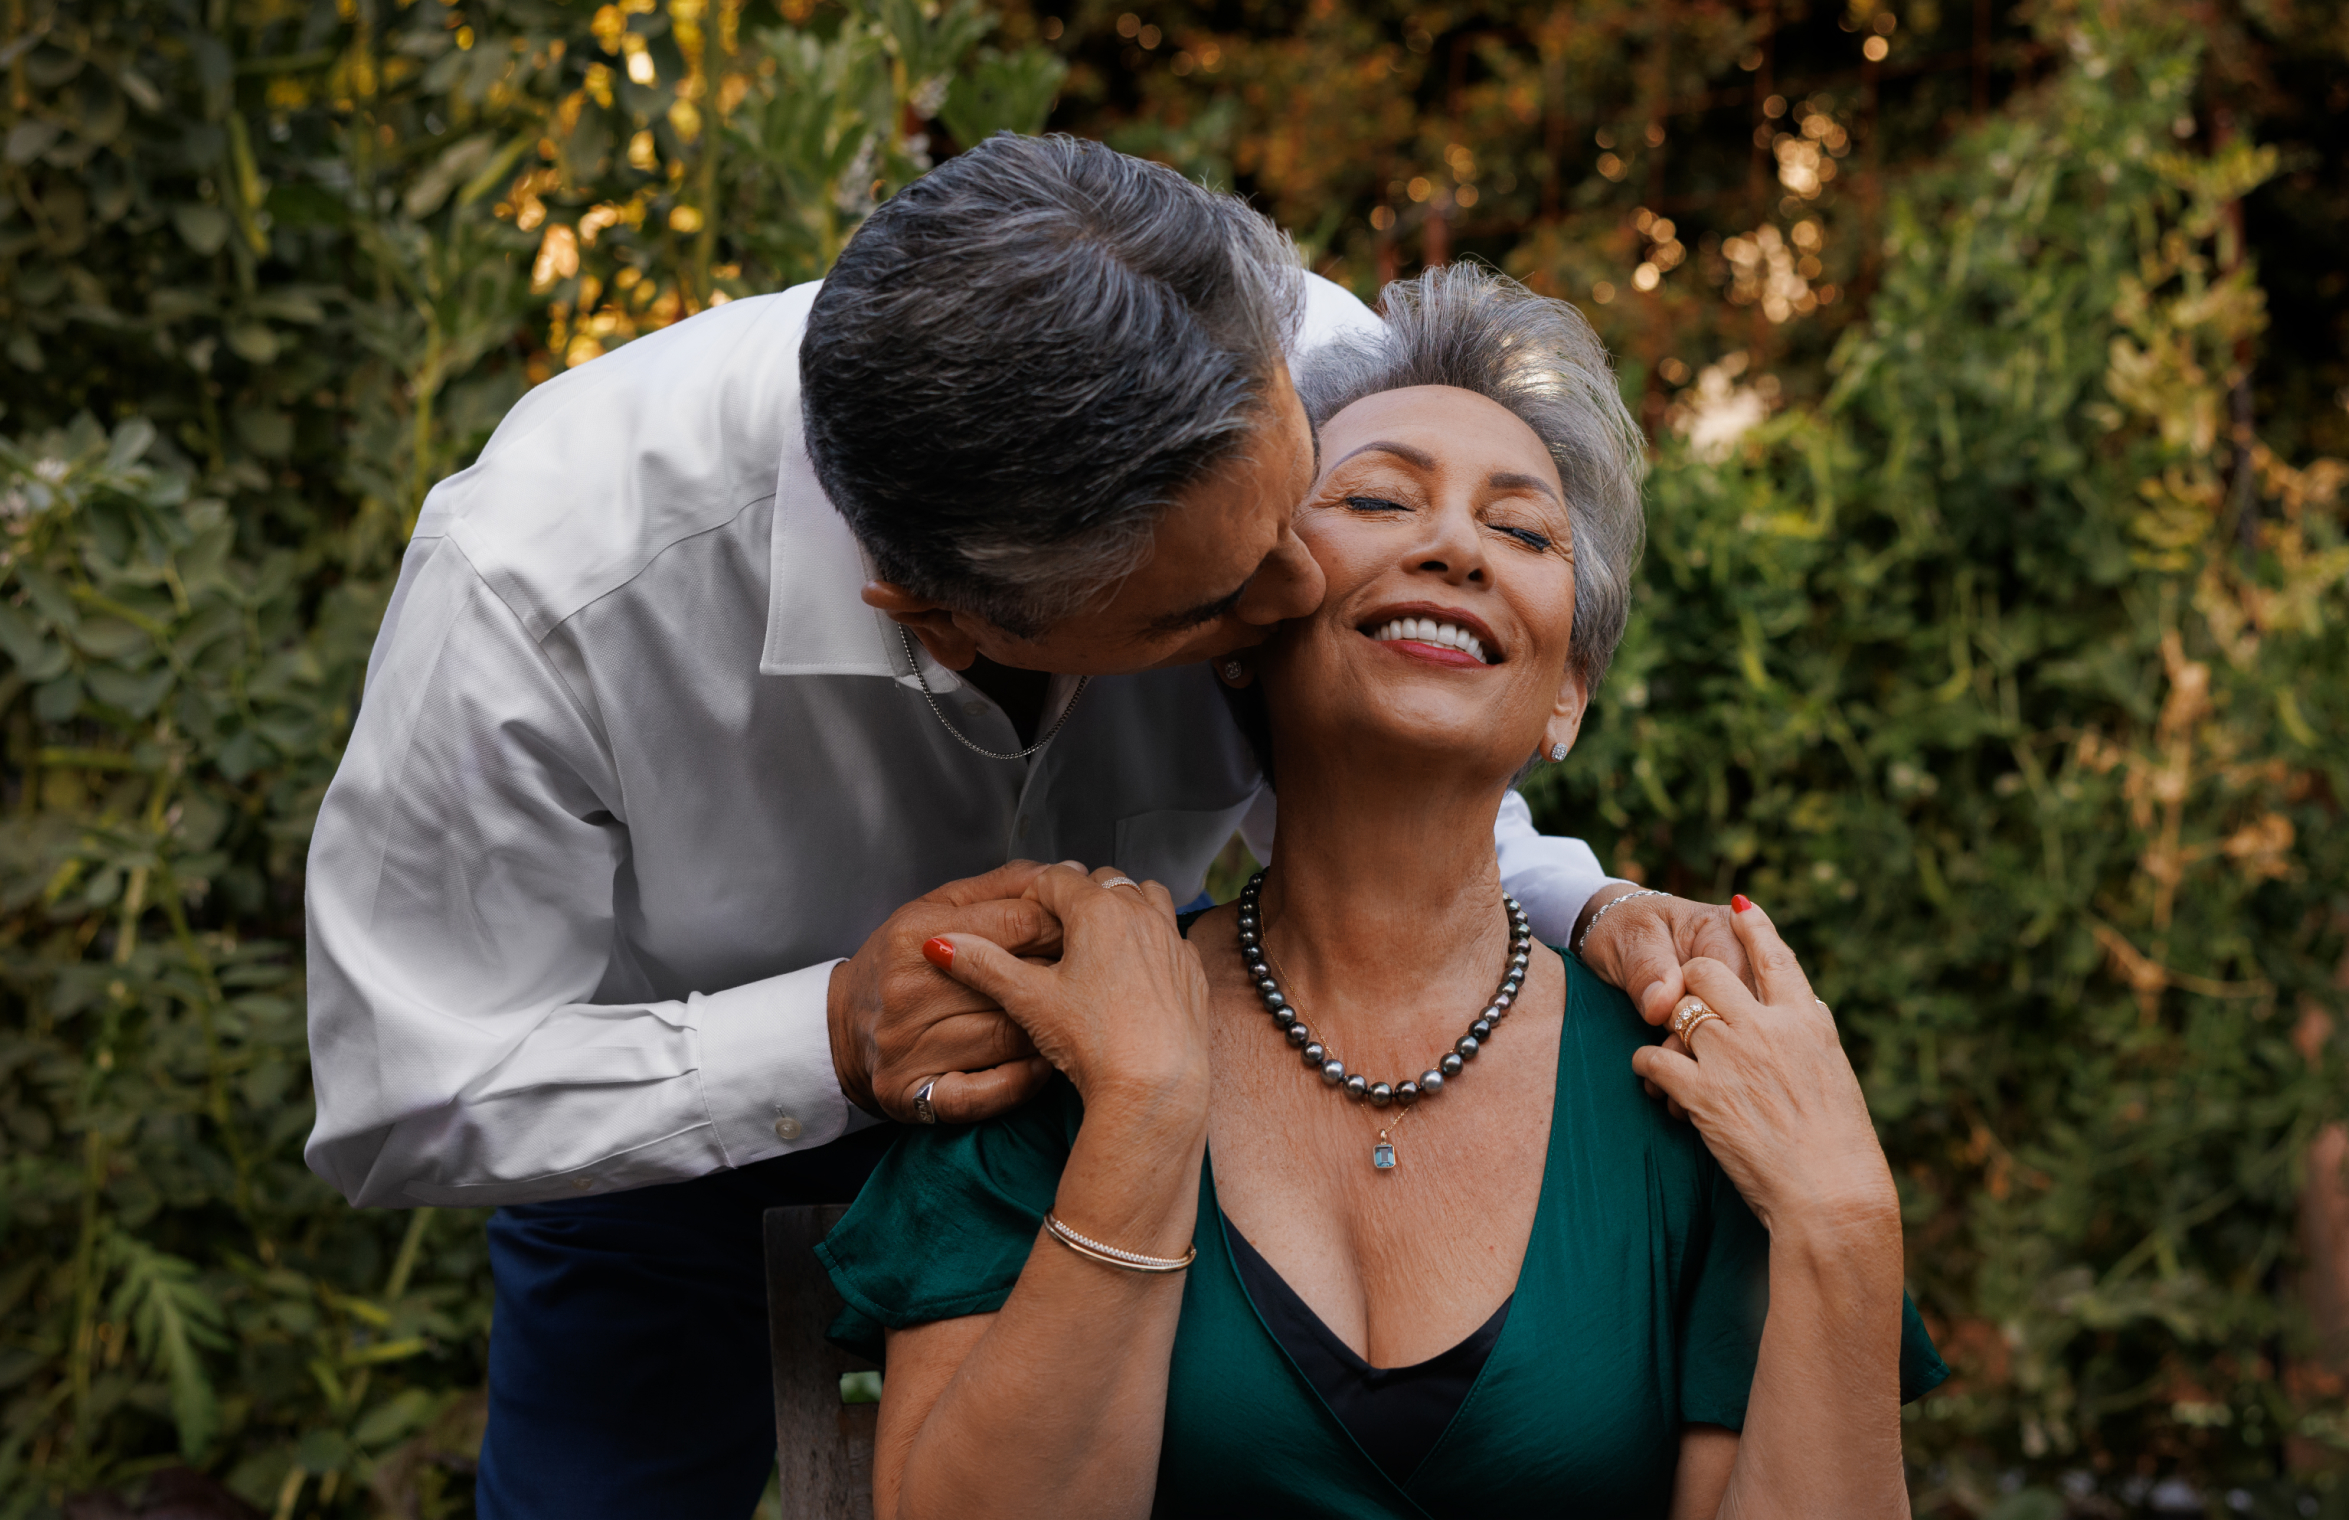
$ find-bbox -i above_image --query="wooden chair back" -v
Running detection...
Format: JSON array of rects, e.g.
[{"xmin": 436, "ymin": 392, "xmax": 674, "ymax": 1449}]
[{"xmin": 764, "ymin": 1204, "xmax": 878, "ymax": 1520}]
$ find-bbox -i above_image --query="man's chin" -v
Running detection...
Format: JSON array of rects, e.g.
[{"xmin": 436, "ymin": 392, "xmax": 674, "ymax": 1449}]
[{"xmin": 1154, "ymin": 625, "xmax": 1274, "ymax": 672}]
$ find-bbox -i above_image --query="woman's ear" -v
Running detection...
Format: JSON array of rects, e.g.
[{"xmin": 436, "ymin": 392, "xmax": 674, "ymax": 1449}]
[
  {"xmin": 1541, "ymin": 667, "xmax": 1589, "ymax": 763},
  {"xmin": 862, "ymin": 581, "xmax": 982, "ymax": 671}
]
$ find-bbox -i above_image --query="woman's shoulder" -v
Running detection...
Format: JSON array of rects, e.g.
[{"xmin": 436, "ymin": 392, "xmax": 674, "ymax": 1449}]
[
  {"xmin": 1554, "ymin": 947, "xmax": 1655, "ymax": 1052},
  {"xmin": 1550, "ymin": 948, "xmax": 1712, "ymax": 1161}
]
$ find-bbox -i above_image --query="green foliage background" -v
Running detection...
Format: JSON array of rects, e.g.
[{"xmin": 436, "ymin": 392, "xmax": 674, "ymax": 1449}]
[{"xmin": 0, "ymin": 0, "xmax": 2343, "ymax": 1514}]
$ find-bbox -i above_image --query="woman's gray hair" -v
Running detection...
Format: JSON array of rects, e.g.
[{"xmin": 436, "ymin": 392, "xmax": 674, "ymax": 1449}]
[{"xmin": 1295, "ymin": 263, "xmax": 1647, "ymax": 690}]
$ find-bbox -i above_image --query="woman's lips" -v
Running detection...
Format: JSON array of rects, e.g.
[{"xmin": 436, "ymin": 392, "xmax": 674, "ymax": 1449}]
[{"xmin": 1374, "ymin": 638, "xmax": 1489, "ymax": 670}]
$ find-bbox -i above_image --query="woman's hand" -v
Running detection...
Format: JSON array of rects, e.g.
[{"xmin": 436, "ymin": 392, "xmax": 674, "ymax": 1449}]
[
  {"xmin": 1627, "ymin": 897, "xmax": 1897, "ymax": 1234},
  {"xmin": 920, "ymin": 863, "xmax": 1213, "ymax": 1116}
]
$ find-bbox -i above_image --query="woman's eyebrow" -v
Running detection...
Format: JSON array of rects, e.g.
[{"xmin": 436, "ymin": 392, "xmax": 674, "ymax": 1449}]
[
  {"xmin": 1488, "ymin": 470, "xmax": 1562, "ymax": 503},
  {"xmin": 1330, "ymin": 439, "xmax": 1438, "ymax": 472}
]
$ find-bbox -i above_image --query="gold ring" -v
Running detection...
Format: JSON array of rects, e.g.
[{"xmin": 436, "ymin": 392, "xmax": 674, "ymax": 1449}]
[
  {"xmin": 1676, "ymin": 1009, "xmax": 1722, "ymax": 1048},
  {"xmin": 1670, "ymin": 996, "xmax": 1713, "ymax": 1037},
  {"xmin": 1100, "ymin": 876, "xmax": 1142, "ymax": 891}
]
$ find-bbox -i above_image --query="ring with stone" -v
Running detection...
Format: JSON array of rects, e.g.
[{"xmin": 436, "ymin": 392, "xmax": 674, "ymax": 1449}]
[
  {"xmin": 1670, "ymin": 996, "xmax": 1723, "ymax": 1047},
  {"xmin": 912, "ymin": 1078, "xmax": 940, "ymax": 1125}
]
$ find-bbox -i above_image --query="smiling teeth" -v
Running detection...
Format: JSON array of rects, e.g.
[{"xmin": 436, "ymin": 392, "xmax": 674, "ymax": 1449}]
[{"xmin": 1373, "ymin": 619, "xmax": 1490, "ymax": 664}]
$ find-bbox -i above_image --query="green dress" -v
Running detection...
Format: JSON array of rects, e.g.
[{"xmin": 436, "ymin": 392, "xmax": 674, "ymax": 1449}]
[{"xmin": 820, "ymin": 951, "xmax": 1946, "ymax": 1518}]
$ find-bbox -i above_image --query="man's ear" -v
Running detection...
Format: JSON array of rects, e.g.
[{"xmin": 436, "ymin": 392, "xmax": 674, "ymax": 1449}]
[
  {"xmin": 1542, "ymin": 667, "xmax": 1590, "ymax": 762},
  {"xmin": 862, "ymin": 581, "xmax": 982, "ymax": 671}
]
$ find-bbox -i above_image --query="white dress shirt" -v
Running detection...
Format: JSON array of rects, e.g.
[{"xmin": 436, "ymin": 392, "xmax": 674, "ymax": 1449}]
[{"xmin": 303, "ymin": 275, "xmax": 1616, "ymax": 1209}]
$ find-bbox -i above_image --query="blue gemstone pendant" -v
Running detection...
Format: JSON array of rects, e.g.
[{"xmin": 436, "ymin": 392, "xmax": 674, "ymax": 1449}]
[{"xmin": 1372, "ymin": 1137, "xmax": 1398, "ymax": 1170}]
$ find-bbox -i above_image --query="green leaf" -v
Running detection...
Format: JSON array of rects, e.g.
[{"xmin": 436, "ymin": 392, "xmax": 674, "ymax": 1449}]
[
  {"xmin": 343, "ymin": 1336, "xmax": 429, "ymax": 1366},
  {"xmin": 402, "ymin": 134, "xmax": 497, "ymax": 219},
  {"xmin": 85, "ymin": 664, "xmax": 175, "ymax": 715},
  {"xmin": 296, "ymin": 1425, "xmax": 351, "ymax": 1473},
  {"xmin": 0, "ymin": 602, "xmax": 69, "ymax": 682},
  {"xmin": 107, "ymin": 417, "xmax": 156, "ymax": 469},
  {"xmin": 352, "ymin": 1387, "xmax": 435, "ymax": 1447},
  {"xmin": 233, "ymin": 405, "xmax": 293, "ymax": 458},
  {"xmin": 33, "ymin": 672, "xmax": 82, "ymax": 721},
  {"xmin": 223, "ymin": 321, "xmax": 279, "ymax": 364},
  {"xmin": 4, "ymin": 119, "xmax": 59, "ymax": 165},
  {"xmin": 172, "ymin": 204, "xmax": 231, "ymax": 255},
  {"xmin": 105, "ymin": 1234, "xmax": 228, "ymax": 1459},
  {"xmin": 939, "ymin": 47, "xmax": 1066, "ymax": 145}
]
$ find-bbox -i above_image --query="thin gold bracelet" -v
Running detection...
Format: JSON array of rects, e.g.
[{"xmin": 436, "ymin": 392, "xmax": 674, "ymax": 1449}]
[{"xmin": 1042, "ymin": 1212, "xmax": 1197, "ymax": 1274}]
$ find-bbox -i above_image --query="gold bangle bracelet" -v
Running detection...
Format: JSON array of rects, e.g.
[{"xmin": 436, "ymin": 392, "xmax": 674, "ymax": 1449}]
[{"xmin": 1043, "ymin": 1212, "xmax": 1196, "ymax": 1274}]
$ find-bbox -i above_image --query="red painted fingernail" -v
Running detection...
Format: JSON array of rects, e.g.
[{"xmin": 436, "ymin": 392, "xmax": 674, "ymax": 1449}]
[
  {"xmin": 1732, "ymin": 894, "xmax": 1755, "ymax": 914},
  {"xmin": 922, "ymin": 937, "xmax": 955, "ymax": 969}
]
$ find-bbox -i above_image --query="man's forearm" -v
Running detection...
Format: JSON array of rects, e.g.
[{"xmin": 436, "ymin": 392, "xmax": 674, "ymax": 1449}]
[{"xmin": 306, "ymin": 960, "xmax": 855, "ymax": 1207}]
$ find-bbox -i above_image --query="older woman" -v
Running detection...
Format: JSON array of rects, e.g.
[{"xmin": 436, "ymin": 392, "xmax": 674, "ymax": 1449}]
[{"xmin": 818, "ymin": 265, "xmax": 1944, "ymax": 1518}]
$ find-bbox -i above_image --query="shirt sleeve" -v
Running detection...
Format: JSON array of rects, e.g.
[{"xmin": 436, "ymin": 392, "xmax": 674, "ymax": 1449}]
[
  {"xmin": 817, "ymin": 1075, "xmax": 1086, "ymax": 1362},
  {"xmin": 303, "ymin": 529, "xmax": 858, "ymax": 1209}
]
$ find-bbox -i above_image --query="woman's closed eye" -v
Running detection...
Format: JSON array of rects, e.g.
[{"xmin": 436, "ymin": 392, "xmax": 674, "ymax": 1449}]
[
  {"xmin": 1494, "ymin": 523, "xmax": 1553, "ymax": 552},
  {"xmin": 1344, "ymin": 494, "xmax": 1409, "ymax": 514}
]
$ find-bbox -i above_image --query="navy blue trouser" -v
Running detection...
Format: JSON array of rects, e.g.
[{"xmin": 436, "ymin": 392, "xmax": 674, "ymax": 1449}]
[{"xmin": 475, "ymin": 1126, "xmax": 900, "ymax": 1519}]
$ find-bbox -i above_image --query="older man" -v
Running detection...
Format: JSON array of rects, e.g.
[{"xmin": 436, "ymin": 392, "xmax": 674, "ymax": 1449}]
[{"xmin": 304, "ymin": 135, "xmax": 1734, "ymax": 1517}]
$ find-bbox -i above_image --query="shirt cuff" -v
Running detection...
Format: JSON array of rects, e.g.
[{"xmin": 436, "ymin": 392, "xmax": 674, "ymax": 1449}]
[{"xmin": 692, "ymin": 959, "xmax": 862, "ymax": 1168}]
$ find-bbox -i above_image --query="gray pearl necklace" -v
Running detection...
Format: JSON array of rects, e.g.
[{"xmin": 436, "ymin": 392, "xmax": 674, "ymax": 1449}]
[{"xmin": 1236, "ymin": 871, "xmax": 1531, "ymax": 1169}]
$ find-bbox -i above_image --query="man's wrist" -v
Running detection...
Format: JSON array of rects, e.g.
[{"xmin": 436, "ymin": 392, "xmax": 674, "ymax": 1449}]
[
  {"xmin": 827, "ymin": 958, "xmax": 880, "ymax": 1116},
  {"xmin": 1571, "ymin": 881, "xmax": 1649, "ymax": 950}
]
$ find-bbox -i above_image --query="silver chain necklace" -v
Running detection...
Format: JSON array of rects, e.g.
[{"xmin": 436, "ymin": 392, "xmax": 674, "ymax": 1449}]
[{"xmin": 898, "ymin": 625, "xmax": 1091, "ymax": 761}]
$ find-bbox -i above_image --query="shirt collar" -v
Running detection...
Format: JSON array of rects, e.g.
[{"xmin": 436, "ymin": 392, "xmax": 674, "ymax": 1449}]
[{"xmin": 756, "ymin": 358, "xmax": 965, "ymax": 694}]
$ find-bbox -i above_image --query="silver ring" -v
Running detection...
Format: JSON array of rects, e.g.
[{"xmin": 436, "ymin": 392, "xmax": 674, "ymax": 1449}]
[
  {"xmin": 912, "ymin": 1078, "xmax": 939, "ymax": 1125},
  {"xmin": 1100, "ymin": 876, "xmax": 1142, "ymax": 891}
]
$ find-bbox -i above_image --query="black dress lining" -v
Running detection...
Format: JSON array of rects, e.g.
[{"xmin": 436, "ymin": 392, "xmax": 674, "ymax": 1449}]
[{"xmin": 1223, "ymin": 1221, "xmax": 1511, "ymax": 1488}]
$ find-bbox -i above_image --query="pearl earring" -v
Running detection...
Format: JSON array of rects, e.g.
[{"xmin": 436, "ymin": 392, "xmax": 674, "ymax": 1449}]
[
  {"xmin": 1549, "ymin": 742, "xmax": 1569, "ymax": 762},
  {"xmin": 1223, "ymin": 662, "xmax": 1244, "ymax": 681}
]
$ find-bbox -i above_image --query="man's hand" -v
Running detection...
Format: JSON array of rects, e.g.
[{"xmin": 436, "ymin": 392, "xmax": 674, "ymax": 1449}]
[
  {"xmin": 1572, "ymin": 884, "xmax": 1755, "ymax": 1025},
  {"xmin": 1574, "ymin": 885, "xmax": 1758, "ymax": 1116},
  {"xmin": 828, "ymin": 861, "xmax": 1063, "ymax": 1126}
]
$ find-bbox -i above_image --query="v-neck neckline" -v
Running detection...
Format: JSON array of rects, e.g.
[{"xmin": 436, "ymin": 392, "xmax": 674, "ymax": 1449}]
[{"xmin": 1196, "ymin": 960, "xmax": 1575, "ymax": 1502}]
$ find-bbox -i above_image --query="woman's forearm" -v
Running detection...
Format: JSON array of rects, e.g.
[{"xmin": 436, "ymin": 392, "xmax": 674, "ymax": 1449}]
[
  {"xmin": 883, "ymin": 1085, "xmax": 1209, "ymax": 1520},
  {"xmin": 1715, "ymin": 1202, "xmax": 1910, "ymax": 1520}
]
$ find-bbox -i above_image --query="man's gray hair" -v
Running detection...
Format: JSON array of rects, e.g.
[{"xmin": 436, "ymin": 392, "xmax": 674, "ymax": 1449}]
[
  {"xmin": 802, "ymin": 134, "xmax": 1305, "ymax": 637},
  {"xmin": 1295, "ymin": 263, "xmax": 1648, "ymax": 690}
]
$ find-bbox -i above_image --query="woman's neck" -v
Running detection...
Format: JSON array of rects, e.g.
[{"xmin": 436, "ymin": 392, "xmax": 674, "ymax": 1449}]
[{"xmin": 1253, "ymin": 755, "xmax": 1516, "ymax": 1051}]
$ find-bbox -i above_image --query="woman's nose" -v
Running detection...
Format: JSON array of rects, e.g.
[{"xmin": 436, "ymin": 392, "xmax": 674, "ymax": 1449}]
[
  {"xmin": 1407, "ymin": 499, "xmax": 1490, "ymax": 585},
  {"xmin": 1237, "ymin": 521, "xmax": 1326, "ymax": 625}
]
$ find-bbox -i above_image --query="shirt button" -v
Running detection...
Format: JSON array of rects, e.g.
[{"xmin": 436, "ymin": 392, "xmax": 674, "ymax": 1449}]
[{"xmin": 772, "ymin": 1115, "xmax": 804, "ymax": 1141}]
